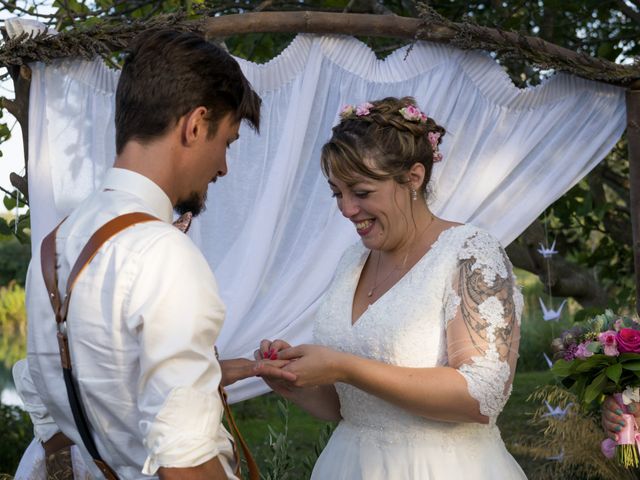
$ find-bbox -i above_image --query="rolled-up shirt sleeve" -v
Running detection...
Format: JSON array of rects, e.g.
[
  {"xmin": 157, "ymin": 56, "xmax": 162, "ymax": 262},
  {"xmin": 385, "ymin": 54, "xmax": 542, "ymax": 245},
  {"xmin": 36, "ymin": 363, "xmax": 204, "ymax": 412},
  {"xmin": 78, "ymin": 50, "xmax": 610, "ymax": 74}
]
[
  {"xmin": 12, "ymin": 358, "xmax": 60, "ymax": 443},
  {"xmin": 124, "ymin": 228, "xmax": 231, "ymax": 474}
]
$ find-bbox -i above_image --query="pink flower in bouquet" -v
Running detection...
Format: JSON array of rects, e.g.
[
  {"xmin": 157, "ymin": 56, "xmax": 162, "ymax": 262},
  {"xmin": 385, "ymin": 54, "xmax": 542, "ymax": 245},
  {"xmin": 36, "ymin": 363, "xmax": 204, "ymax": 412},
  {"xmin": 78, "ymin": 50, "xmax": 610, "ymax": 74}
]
[
  {"xmin": 563, "ymin": 344, "xmax": 578, "ymax": 361},
  {"xmin": 575, "ymin": 341, "xmax": 594, "ymax": 359},
  {"xmin": 601, "ymin": 438, "xmax": 616, "ymax": 459},
  {"xmin": 614, "ymin": 318, "xmax": 624, "ymax": 331},
  {"xmin": 598, "ymin": 330, "xmax": 619, "ymax": 356},
  {"xmin": 616, "ymin": 328, "xmax": 640, "ymax": 353}
]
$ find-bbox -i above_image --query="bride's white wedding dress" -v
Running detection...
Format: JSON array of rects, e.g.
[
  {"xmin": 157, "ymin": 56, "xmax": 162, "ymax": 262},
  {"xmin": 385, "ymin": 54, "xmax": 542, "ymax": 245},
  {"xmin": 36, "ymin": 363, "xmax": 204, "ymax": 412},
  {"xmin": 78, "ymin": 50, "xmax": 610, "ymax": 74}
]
[{"xmin": 312, "ymin": 224, "xmax": 527, "ymax": 479}]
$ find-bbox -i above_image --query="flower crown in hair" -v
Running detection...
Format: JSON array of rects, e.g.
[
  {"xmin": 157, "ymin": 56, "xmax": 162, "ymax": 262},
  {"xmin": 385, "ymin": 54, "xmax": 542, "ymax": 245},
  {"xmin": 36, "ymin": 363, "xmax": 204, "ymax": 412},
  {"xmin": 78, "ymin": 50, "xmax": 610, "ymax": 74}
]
[{"xmin": 339, "ymin": 102, "xmax": 443, "ymax": 162}]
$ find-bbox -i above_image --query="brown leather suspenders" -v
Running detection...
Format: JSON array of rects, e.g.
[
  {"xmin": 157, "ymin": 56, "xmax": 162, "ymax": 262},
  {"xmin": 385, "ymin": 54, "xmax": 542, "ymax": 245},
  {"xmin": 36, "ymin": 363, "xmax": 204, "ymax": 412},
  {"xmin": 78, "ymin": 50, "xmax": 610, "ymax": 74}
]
[
  {"xmin": 40, "ymin": 212, "xmax": 259, "ymax": 479},
  {"xmin": 41, "ymin": 212, "xmax": 158, "ymax": 480}
]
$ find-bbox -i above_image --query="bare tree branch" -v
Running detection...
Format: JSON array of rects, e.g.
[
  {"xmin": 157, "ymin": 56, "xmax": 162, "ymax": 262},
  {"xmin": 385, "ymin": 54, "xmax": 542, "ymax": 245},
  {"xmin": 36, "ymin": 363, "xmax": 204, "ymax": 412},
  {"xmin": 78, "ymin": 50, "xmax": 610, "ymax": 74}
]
[
  {"xmin": 506, "ymin": 222, "xmax": 609, "ymax": 308},
  {"xmin": 0, "ymin": 0, "xmax": 57, "ymax": 19}
]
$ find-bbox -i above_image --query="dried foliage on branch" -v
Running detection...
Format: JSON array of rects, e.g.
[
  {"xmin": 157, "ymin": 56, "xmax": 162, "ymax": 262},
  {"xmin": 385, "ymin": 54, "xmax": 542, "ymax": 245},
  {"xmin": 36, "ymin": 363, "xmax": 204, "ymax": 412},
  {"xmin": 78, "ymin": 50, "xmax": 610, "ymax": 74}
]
[
  {"xmin": 0, "ymin": 12, "xmax": 199, "ymax": 67},
  {"xmin": 0, "ymin": 5, "xmax": 637, "ymax": 86},
  {"xmin": 416, "ymin": 5, "xmax": 640, "ymax": 86}
]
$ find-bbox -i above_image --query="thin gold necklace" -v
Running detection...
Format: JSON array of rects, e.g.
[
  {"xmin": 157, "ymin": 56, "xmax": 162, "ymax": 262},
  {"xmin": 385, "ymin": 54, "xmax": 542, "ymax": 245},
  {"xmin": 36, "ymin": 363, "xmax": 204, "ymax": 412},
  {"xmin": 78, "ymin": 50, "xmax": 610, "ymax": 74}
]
[{"xmin": 367, "ymin": 213, "xmax": 435, "ymax": 298}]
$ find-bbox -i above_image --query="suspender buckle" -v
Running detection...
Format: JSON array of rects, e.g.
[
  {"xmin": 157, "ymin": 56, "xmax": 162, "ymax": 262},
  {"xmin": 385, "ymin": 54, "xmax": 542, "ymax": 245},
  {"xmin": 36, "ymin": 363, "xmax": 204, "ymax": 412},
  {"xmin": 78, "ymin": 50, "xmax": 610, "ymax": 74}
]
[{"xmin": 57, "ymin": 331, "xmax": 71, "ymax": 369}]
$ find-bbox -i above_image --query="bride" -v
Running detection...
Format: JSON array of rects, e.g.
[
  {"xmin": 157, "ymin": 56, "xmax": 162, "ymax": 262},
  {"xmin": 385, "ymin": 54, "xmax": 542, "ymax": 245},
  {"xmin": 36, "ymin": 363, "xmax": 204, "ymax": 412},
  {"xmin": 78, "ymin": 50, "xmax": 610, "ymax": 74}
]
[{"xmin": 257, "ymin": 97, "xmax": 526, "ymax": 479}]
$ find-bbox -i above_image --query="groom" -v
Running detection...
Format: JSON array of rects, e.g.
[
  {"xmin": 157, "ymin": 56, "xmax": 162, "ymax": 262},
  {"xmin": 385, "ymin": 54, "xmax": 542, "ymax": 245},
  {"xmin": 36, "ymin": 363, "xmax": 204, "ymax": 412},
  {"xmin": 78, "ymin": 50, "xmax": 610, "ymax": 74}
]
[{"xmin": 17, "ymin": 29, "xmax": 291, "ymax": 479}]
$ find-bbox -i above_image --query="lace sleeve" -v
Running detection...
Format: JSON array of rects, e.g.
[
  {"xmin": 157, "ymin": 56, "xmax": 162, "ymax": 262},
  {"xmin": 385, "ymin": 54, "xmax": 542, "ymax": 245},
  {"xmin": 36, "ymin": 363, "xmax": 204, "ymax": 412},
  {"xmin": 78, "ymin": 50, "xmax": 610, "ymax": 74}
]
[{"xmin": 443, "ymin": 230, "xmax": 522, "ymax": 420}]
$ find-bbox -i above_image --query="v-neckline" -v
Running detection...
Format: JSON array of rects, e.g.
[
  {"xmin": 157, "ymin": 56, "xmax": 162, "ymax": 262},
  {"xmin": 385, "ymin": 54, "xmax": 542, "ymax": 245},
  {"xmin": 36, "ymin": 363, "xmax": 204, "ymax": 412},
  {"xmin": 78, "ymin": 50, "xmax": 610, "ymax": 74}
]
[{"xmin": 349, "ymin": 224, "xmax": 466, "ymax": 327}]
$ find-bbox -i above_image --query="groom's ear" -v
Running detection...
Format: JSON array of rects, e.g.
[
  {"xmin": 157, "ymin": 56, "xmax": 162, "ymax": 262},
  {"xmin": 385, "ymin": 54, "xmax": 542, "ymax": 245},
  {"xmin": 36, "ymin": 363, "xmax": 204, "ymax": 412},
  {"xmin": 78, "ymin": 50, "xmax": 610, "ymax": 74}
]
[{"xmin": 181, "ymin": 106, "xmax": 209, "ymax": 146}]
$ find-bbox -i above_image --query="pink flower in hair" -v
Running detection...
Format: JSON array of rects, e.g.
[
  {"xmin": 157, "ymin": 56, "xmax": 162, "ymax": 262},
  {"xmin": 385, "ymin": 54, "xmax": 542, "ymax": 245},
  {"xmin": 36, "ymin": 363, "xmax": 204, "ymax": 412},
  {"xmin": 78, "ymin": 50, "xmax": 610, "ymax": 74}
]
[
  {"xmin": 428, "ymin": 131, "xmax": 443, "ymax": 163},
  {"xmin": 356, "ymin": 102, "xmax": 374, "ymax": 116},
  {"xmin": 340, "ymin": 104, "xmax": 355, "ymax": 119},
  {"xmin": 428, "ymin": 131, "xmax": 441, "ymax": 147},
  {"xmin": 399, "ymin": 105, "xmax": 422, "ymax": 122}
]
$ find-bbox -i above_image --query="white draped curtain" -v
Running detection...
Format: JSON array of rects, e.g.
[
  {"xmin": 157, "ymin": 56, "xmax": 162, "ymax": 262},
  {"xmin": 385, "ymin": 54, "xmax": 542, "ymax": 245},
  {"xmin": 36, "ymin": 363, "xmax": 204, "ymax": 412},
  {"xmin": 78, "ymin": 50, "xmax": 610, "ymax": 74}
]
[{"xmin": 19, "ymin": 27, "xmax": 626, "ymax": 401}]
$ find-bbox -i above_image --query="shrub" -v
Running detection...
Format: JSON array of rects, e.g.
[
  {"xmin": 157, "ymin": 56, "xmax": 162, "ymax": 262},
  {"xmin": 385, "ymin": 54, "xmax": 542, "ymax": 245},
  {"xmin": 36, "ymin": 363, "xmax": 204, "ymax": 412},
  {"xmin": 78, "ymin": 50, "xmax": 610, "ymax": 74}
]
[
  {"xmin": 0, "ymin": 283, "xmax": 26, "ymax": 370},
  {"xmin": 516, "ymin": 269, "xmax": 575, "ymax": 372},
  {"xmin": 0, "ymin": 239, "xmax": 30, "ymax": 287},
  {"xmin": 0, "ymin": 404, "xmax": 32, "ymax": 475}
]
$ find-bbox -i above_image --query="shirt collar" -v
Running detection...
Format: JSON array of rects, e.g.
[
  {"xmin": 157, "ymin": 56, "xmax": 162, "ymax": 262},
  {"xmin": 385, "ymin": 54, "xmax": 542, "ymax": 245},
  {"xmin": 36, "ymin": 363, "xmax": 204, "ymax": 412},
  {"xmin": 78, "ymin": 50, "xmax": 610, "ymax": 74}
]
[{"xmin": 101, "ymin": 168, "xmax": 174, "ymax": 223}]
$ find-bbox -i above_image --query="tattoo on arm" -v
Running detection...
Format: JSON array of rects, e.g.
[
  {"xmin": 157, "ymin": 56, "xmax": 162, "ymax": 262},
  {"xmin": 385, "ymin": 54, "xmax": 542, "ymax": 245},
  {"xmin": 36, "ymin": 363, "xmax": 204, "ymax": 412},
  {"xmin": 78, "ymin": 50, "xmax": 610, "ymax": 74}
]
[{"xmin": 456, "ymin": 251, "xmax": 516, "ymax": 357}]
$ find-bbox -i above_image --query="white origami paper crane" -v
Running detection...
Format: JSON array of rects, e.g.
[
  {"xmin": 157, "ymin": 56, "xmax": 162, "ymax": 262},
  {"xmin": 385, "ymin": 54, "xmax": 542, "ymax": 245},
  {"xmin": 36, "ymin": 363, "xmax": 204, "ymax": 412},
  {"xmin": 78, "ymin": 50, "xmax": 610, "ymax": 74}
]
[
  {"xmin": 543, "ymin": 352, "xmax": 553, "ymax": 369},
  {"xmin": 538, "ymin": 240, "xmax": 558, "ymax": 258},
  {"xmin": 546, "ymin": 448, "xmax": 564, "ymax": 462},
  {"xmin": 542, "ymin": 401, "xmax": 572, "ymax": 419},
  {"xmin": 539, "ymin": 297, "xmax": 567, "ymax": 321}
]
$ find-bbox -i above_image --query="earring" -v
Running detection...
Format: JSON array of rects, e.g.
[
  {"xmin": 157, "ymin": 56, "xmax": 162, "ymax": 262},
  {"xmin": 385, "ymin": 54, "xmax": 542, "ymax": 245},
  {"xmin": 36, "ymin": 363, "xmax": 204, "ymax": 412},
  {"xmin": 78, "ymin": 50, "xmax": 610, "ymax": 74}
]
[{"xmin": 411, "ymin": 189, "xmax": 418, "ymax": 201}]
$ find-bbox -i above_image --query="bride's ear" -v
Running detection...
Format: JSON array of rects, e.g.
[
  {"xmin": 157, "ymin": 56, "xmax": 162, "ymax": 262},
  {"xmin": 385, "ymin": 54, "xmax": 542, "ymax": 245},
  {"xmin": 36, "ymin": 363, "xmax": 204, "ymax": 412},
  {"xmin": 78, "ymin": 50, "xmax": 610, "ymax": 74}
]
[{"xmin": 407, "ymin": 162, "xmax": 426, "ymax": 191}]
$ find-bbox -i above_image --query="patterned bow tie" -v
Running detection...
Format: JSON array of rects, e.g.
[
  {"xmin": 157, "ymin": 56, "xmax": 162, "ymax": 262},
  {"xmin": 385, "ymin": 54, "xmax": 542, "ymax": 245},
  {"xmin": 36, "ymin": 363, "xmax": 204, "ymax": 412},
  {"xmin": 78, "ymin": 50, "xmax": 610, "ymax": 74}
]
[{"xmin": 172, "ymin": 212, "xmax": 193, "ymax": 234}]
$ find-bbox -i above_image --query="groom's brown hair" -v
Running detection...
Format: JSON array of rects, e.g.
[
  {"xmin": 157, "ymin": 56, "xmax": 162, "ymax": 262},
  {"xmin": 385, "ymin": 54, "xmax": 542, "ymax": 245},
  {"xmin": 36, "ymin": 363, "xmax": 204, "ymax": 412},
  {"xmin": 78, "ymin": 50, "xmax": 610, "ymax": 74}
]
[{"xmin": 115, "ymin": 29, "xmax": 261, "ymax": 154}]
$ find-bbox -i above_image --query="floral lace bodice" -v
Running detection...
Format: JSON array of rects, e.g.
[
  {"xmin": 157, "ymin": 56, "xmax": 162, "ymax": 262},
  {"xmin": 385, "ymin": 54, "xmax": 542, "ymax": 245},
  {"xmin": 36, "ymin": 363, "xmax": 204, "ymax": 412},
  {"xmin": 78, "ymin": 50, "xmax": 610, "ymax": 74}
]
[{"xmin": 313, "ymin": 224, "xmax": 522, "ymax": 440}]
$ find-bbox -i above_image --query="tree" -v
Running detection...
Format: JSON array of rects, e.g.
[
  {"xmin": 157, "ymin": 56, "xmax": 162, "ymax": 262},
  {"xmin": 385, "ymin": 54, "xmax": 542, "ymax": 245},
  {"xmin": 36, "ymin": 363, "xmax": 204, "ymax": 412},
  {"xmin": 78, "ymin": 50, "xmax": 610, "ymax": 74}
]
[{"xmin": 0, "ymin": 0, "xmax": 637, "ymax": 308}]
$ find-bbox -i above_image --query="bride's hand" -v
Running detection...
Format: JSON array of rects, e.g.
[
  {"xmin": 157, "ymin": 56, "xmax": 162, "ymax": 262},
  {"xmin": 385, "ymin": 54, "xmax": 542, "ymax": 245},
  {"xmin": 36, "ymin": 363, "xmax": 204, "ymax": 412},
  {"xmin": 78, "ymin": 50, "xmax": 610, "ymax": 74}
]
[
  {"xmin": 602, "ymin": 395, "xmax": 640, "ymax": 441},
  {"xmin": 252, "ymin": 347, "xmax": 301, "ymax": 398},
  {"xmin": 257, "ymin": 338, "xmax": 293, "ymax": 360},
  {"xmin": 277, "ymin": 344, "xmax": 345, "ymax": 387}
]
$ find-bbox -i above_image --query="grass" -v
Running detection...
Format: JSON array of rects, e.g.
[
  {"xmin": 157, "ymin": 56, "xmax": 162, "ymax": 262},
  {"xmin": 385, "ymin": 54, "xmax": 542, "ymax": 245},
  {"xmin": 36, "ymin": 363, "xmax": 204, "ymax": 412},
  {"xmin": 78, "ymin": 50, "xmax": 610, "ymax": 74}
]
[
  {"xmin": 232, "ymin": 393, "xmax": 334, "ymax": 478},
  {"xmin": 499, "ymin": 369, "xmax": 555, "ymax": 475}
]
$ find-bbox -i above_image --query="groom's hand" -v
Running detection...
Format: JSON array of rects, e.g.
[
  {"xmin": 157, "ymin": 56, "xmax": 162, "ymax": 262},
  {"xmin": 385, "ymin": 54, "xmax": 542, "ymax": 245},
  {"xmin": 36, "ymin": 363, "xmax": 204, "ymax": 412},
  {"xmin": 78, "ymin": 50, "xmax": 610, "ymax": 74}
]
[{"xmin": 220, "ymin": 358, "xmax": 296, "ymax": 387}]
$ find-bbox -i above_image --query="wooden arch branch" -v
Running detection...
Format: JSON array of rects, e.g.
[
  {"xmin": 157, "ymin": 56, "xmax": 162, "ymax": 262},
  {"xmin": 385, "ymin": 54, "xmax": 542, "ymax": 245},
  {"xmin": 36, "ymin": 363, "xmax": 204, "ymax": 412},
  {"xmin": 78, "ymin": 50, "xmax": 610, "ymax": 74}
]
[
  {"xmin": 202, "ymin": 11, "xmax": 639, "ymax": 86},
  {"xmin": 0, "ymin": 11, "xmax": 637, "ymax": 85}
]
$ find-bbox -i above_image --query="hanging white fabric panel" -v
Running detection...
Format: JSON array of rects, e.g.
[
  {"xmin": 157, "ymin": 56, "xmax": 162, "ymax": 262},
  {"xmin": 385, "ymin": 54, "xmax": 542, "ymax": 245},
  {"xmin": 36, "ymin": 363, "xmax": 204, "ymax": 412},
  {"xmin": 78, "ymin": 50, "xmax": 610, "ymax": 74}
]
[{"xmin": 24, "ymin": 31, "xmax": 626, "ymax": 401}]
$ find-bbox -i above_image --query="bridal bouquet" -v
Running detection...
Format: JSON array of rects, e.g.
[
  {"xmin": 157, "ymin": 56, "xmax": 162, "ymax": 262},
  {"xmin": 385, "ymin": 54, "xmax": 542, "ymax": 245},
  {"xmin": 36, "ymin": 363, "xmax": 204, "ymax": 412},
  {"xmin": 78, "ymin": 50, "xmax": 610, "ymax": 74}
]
[{"xmin": 551, "ymin": 310, "xmax": 640, "ymax": 467}]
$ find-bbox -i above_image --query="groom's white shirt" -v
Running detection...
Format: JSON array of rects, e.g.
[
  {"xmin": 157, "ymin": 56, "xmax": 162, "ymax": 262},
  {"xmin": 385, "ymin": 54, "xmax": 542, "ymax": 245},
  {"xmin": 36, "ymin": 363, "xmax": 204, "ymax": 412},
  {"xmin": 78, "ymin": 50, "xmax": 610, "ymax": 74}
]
[{"xmin": 20, "ymin": 167, "xmax": 237, "ymax": 479}]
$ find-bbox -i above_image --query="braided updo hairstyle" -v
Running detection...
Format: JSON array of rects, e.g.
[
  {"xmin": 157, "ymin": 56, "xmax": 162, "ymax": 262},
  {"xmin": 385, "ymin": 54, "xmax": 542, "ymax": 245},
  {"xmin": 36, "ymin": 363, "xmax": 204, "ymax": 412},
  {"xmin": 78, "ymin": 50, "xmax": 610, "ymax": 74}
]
[{"xmin": 320, "ymin": 96, "xmax": 446, "ymax": 198}]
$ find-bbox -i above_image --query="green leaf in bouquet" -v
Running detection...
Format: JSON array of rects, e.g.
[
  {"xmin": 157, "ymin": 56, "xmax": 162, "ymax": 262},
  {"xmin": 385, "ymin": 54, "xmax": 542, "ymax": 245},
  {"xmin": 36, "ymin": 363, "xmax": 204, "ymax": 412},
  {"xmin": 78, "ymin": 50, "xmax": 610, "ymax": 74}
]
[
  {"xmin": 585, "ymin": 371, "xmax": 608, "ymax": 403},
  {"xmin": 619, "ymin": 353, "xmax": 640, "ymax": 362},
  {"xmin": 573, "ymin": 374, "xmax": 588, "ymax": 399},
  {"xmin": 586, "ymin": 341, "xmax": 602, "ymax": 353},
  {"xmin": 606, "ymin": 363, "xmax": 623, "ymax": 384},
  {"xmin": 551, "ymin": 359, "xmax": 573, "ymax": 377},
  {"xmin": 575, "ymin": 355, "xmax": 609, "ymax": 373},
  {"xmin": 622, "ymin": 360, "xmax": 640, "ymax": 371},
  {"xmin": 589, "ymin": 317, "xmax": 606, "ymax": 334}
]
